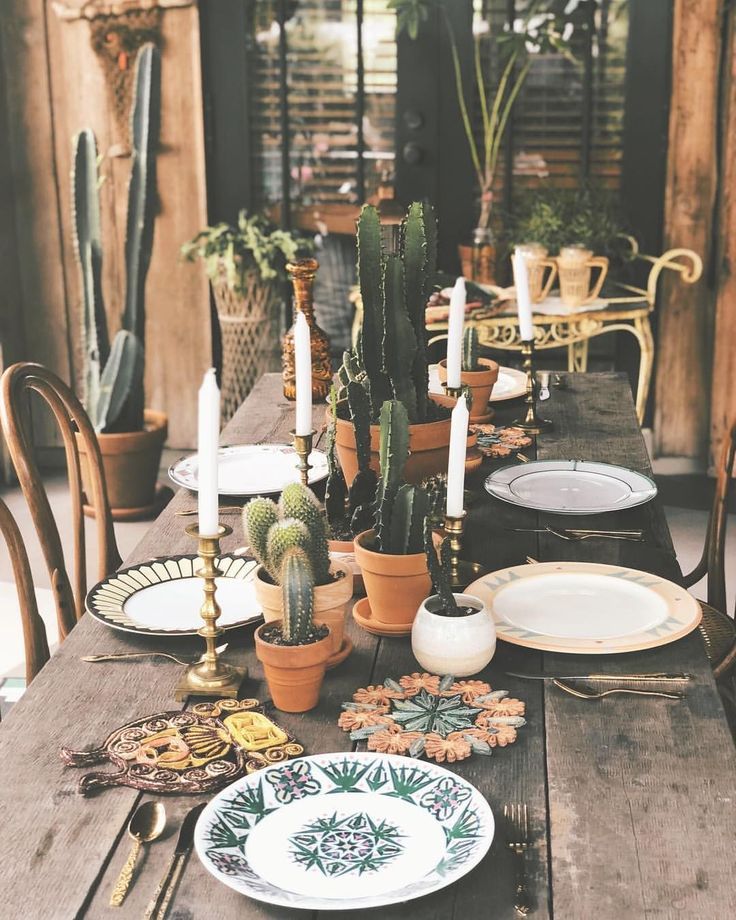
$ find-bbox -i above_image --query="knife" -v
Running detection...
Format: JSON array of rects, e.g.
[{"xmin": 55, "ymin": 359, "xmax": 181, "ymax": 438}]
[
  {"xmin": 144, "ymin": 802, "xmax": 206, "ymax": 920},
  {"xmin": 506, "ymin": 671, "xmax": 694, "ymax": 683}
]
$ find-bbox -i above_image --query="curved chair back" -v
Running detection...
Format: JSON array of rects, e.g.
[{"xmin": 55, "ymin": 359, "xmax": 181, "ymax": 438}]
[
  {"xmin": 0, "ymin": 497, "xmax": 50, "ymax": 684},
  {"xmin": 0, "ymin": 363, "xmax": 121, "ymax": 639}
]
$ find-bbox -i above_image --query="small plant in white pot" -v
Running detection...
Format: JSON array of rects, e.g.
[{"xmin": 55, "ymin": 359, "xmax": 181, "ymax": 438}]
[{"xmin": 411, "ymin": 522, "xmax": 496, "ymax": 677}]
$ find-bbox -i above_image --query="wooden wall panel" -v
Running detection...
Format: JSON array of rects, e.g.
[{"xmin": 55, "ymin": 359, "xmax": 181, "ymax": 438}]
[{"xmin": 654, "ymin": 0, "xmax": 723, "ymax": 460}]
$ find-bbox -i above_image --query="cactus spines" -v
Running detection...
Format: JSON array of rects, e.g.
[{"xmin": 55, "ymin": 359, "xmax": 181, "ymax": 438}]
[
  {"xmin": 346, "ymin": 379, "xmax": 372, "ymax": 474},
  {"xmin": 266, "ymin": 518, "xmax": 311, "ymax": 581},
  {"xmin": 386, "ymin": 483, "xmax": 429, "ymax": 555},
  {"xmin": 281, "ymin": 547, "xmax": 316, "ymax": 644},
  {"xmin": 403, "ymin": 201, "xmax": 433, "ymax": 422},
  {"xmin": 423, "ymin": 474, "xmax": 447, "ymax": 527},
  {"xmin": 383, "ymin": 254, "xmax": 419, "ymax": 419},
  {"xmin": 375, "ymin": 400, "xmax": 410, "ymax": 552},
  {"xmin": 324, "ymin": 403, "xmax": 348, "ymax": 532},
  {"xmin": 462, "ymin": 326, "xmax": 480, "ymax": 372},
  {"xmin": 357, "ymin": 206, "xmax": 391, "ymax": 408},
  {"xmin": 278, "ymin": 483, "xmax": 332, "ymax": 585},
  {"xmin": 424, "ymin": 520, "xmax": 459, "ymax": 615},
  {"xmin": 243, "ymin": 497, "xmax": 279, "ymax": 569}
]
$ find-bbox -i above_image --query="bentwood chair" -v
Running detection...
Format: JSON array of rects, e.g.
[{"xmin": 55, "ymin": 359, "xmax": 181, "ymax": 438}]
[
  {"xmin": 0, "ymin": 496, "xmax": 50, "ymax": 684},
  {"xmin": 0, "ymin": 363, "xmax": 121, "ymax": 640},
  {"xmin": 683, "ymin": 423, "xmax": 736, "ymax": 683}
]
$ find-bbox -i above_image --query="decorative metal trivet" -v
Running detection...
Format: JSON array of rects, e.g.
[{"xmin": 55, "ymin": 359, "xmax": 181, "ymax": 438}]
[
  {"xmin": 470, "ymin": 424, "xmax": 533, "ymax": 458},
  {"xmin": 339, "ymin": 673, "xmax": 526, "ymax": 763},
  {"xmin": 61, "ymin": 699, "xmax": 303, "ymax": 796}
]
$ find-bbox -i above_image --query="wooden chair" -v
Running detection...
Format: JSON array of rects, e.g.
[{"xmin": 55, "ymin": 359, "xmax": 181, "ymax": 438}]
[
  {"xmin": 682, "ymin": 423, "xmax": 736, "ymax": 681},
  {"xmin": 0, "ymin": 496, "xmax": 50, "ymax": 684},
  {"xmin": 0, "ymin": 363, "xmax": 121, "ymax": 641}
]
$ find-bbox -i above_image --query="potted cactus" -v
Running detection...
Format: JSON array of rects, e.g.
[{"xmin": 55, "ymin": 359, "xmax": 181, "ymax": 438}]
[
  {"xmin": 353, "ymin": 400, "xmax": 432, "ymax": 629},
  {"xmin": 333, "ymin": 202, "xmax": 452, "ymax": 485},
  {"xmin": 254, "ymin": 546, "xmax": 332, "ymax": 712},
  {"xmin": 411, "ymin": 522, "xmax": 496, "ymax": 677},
  {"xmin": 438, "ymin": 327, "xmax": 499, "ymax": 423},
  {"xmin": 71, "ymin": 44, "xmax": 165, "ymax": 520},
  {"xmin": 243, "ymin": 482, "xmax": 353, "ymax": 667}
]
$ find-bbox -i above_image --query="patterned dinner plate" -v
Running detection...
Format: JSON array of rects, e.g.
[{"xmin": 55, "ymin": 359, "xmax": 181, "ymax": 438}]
[
  {"xmin": 168, "ymin": 444, "xmax": 329, "ymax": 496},
  {"xmin": 86, "ymin": 555, "xmax": 261, "ymax": 636},
  {"xmin": 467, "ymin": 561, "xmax": 702, "ymax": 654},
  {"xmin": 194, "ymin": 751, "xmax": 494, "ymax": 911}
]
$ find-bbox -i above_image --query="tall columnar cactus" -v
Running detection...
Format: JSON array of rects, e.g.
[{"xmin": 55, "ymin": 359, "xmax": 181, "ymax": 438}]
[
  {"xmin": 278, "ymin": 483, "xmax": 332, "ymax": 585},
  {"xmin": 424, "ymin": 520, "xmax": 459, "ymax": 615},
  {"xmin": 462, "ymin": 326, "xmax": 480, "ymax": 372},
  {"xmin": 375, "ymin": 400, "xmax": 410, "ymax": 551},
  {"xmin": 71, "ymin": 42, "xmax": 160, "ymax": 433},
  {"xmin": 386, "ymin": 483, "xmax": 429, "ymax": 555},
  {"xmin": 280, "ymin": 547, "xmax": 316, "ymax": 644},
  {"xmin": 423, "ymin": 473, "xmax": 448, "ymax": 526}
]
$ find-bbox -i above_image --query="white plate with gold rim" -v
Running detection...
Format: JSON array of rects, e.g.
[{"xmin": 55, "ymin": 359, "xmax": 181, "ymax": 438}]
[
  {"xmin": 429, "ymin": 365, "xmax": 527, "ymax": 403},
  {"xmin": 466, "ymin": 562, "xmax": 701, "ymax": 654}
]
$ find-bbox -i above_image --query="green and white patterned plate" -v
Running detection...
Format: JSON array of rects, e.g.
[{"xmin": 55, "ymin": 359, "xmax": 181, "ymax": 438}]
[
  {"xmin": 467, "ymin": 561, "xmax": 702, "ymax": 654},
  {"xmin": 195, "ymin": 752, "xmax": 494, "ymax": 911}
]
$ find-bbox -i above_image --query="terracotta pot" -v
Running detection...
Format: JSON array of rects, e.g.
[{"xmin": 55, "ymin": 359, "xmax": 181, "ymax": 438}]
[
  {"xmin": 328, "ymin": 538, "xmax": 364, "ymax": 594},
  {"xmin": 437, "ymin": 358, "xmax": 499, "ymax": 421},
  {"xmin": 353, "ymin": 529, "xmax": 431, "ymax": 628},
  {"xmin": 332, "ymin": 401, "xmax": 451, "ymax": 487},
  {"xmin": 411, "ymin": 593, "xmax": 496, "ymax": 677},
  {"xmin": 458, "ymin": 242, "xmax": 496, "ymax": 284},
  {"xmin": 76, "ymin": 409, "xmax": 167, "ymax": 519},
  {"xmin": 254, "ymin": 563, "xmax": 353, "ymax": 660},
  {"xmin": 254, "ymin": 623, "xmax": 331, "ymax": 713}
]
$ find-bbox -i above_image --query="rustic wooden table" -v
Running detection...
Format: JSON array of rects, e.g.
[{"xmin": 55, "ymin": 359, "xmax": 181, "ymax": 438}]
[{"xmin": 1, "ymin": 372, "xmax": 734, "ymax": 919}]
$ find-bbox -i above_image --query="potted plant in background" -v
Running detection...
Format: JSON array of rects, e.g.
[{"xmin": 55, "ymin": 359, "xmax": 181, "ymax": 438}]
[
  {"xmin": 181, "ymin": 211, "xmax": 313, "ymax": 422},
  {"xmin": 438, "ymin": 327, "xmax": 499, "ymax": 423},
  {"xmin": 353, "ymin": 400, "xmax": 431, "ymax": 630},
  {"xmin": 393, "ymin": 0, "xmax": 575, "ymax": 283},
  {"xmin": 411, "ymin": 521, "xmax": 496, "ymax": 676},
  {"xmin": 254, "ymin": 546, "xmax": 332, "ymax": 713},
  {"xmin": 243, "ymin": 482, "xmax": 353, "ymax": 667},
  {"xmin": 72, "ymin": 43, "xmax": 165, "ymax": 521},
  {"xmin": 334, "ymin": 202, "xmax": 452, "ymax": 485}
]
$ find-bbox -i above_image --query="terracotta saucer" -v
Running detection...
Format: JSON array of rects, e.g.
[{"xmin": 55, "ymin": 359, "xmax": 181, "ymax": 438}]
[
  {"xmin": 326, "ymin": 636, "xmax": 353, "ymax": 669},
  {"xmin": 470, "ymin": 407, "xmax": 495, "ymax": 424},
  {"xmin": 465, "ymin": 448, "xmax": 484, "ymax": 473},
  {"xmin": 352, "ymin": 597, "xmax": 412, "ymax": 637}
]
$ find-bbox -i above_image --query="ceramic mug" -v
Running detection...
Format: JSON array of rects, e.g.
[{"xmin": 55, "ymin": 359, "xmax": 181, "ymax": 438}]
[
  {"xmin": 516, "ymin": 242, "xmax": 557, "ymax": 304},
  {"xmin": 556, "ymin": 246, "xmax": 609, "ymax": 307}
]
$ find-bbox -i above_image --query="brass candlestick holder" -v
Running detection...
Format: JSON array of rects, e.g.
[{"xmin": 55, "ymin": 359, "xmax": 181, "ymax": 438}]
[
  {"xmin": 513, "ymin": 338, "xmax": 553, "ymax": 434},
  {"xmin": 443, "ymin": 382, "xmax": 462, "ymax": 399},
  {"xmin": 444, "ymin": 512, "xmax": 486, "ymax": 591},
  {"xmin": 291, "ymin": 429, "xmax": 316, "ymax": 486},
  {"xmin": 174, "ymin": 523, "xmax": 247, "ymax": 701}
]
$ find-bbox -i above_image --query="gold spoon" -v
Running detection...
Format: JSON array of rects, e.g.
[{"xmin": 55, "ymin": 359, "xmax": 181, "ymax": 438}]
[{"xmin": 110, "ymin": 801, "xmax": 166, "ymax": 907}]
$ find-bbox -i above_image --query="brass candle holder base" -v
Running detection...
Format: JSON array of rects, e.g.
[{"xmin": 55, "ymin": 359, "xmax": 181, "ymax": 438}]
[
  {"xmin": 513, "ymin": 338, "xmax": 553, "ymax": 434},
  {"xmin": 443, "ymin": 383, "xmax": 462, "ymax": 400},
  {"xmin": 291, "ymin": 428, "xmax": 316, "ymax": 486},
  {"xmin": 174, "ymin": 523, "xmax": 247, "ymax": 701},
  {"xmin": 444, "ymin": 512, "xmax": 486, "ymax": 592}
]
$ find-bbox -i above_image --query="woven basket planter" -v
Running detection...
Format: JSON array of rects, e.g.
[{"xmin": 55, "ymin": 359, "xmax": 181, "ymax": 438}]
[{"xmin": 212, "ymin": 269, "xmax": 282, "ymax": 422}]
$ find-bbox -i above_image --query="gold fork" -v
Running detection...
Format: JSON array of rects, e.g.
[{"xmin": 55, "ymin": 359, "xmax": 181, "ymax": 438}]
[
  {"xmin": 552, "ymin": 679, "xmax": 684, "ymax": 701},
  {"xmin": 504, "ymin": 802, "xmax": 531, "ymax": 916}
]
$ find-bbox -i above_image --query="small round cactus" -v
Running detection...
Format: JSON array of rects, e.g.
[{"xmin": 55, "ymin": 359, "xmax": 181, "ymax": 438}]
[
  {"xmin": 278, "ymin": 482, "xmax": 332, "ymax": 585},
  {"xmin": 266, "ymin": 518, "xmax": 311, "ymax": 581},
  {"xmin": 243, "ymin": 497, "xmax": 279, "ymax": 568}
]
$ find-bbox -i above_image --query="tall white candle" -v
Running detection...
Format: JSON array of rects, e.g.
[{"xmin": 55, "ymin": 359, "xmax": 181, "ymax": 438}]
[
  {"xmin": 512, "ymin": 249, "xmax": 534, "ymax": 341},
  {"xmin": 446, "ymin": 277, "xmax": 466, "ymax": 389},
  {"xmin": 294, "ymin": 311, "xmax": 313, "ymax": 436},
  {"xmin": 446, "ymin": 397, "xmax": 469, "ymax": 518},
  {"xmin": 197, "ymin": 368, "xmax": 220, "ymax": 536}
]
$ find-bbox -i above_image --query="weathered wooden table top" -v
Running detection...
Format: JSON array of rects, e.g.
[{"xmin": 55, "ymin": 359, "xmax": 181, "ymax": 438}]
[{"xmin": 1, "ymin": 372, "xmax": 734, "ymax": 919}]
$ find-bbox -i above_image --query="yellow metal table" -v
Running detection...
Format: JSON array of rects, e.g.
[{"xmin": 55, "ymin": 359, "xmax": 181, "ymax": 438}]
[{"xmin": 426, "ymin": 245, "xmax": 702, "ymax": 424}]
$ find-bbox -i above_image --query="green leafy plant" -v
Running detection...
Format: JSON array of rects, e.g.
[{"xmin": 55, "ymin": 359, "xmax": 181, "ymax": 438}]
[
  {"xmin": 72, "ymin": 43, "xmax": 160, "ymax": 433},
  {"xmin": 391, "ymin": 0, "xmax": 576, "ymax": 232},
  {"xmin": 181, "ymin": 210, "xmax": 313, "ymax": 293}
]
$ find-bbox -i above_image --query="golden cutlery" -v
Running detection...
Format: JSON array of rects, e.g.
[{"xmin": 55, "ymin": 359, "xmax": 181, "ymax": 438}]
[
  {"xmin": 552, "ymin": 679, "xmax": 685, "ymax": 701},
  {"xmin": 110, "ymin": 801, "xmax": 166, "ymax": 907},
  {"xmin": 83, "ymin": 644, "xmax": 228, "ymax": 666},
  {"xmin": 144, "ymin": 802, "xmax": 206, "ymax": 920},
  {"xmin": 507, "ymin": 670, "xmax": 693, "ymax": 683},
  {"xmin": 516, "ymin": 453, "xmax": 530, "ymax": 463},
  {"xmin": 525, "ymin": 556, "xmax": 539, "ymax": 565},
  {"xmin": 545, "ymin": 525, "xmax": 644, "ymax": 543},
  {"xmin": 508, "ymin": 527, "xmax": 644, "ymax": 539},
  {"xmin": 504, "ymin": 802, "xmax": 531, "ymax": 915}
]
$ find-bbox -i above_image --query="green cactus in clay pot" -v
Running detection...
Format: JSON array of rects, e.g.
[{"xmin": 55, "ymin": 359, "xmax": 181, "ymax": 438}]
[
  {"xmin": 424, "ymin": 519, "xmax": 459, "ymax": 616},
  {"xmin": 462, "ymin": 326, "xmax": 481, "ymax": 372}
]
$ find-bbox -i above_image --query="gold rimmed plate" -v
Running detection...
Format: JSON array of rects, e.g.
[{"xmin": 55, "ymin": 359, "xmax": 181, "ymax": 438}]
[
  {"xmin": 86, "ymin": 555, "xmax": 261, "ymax": 637},
  {"xmin": 466, "ymin": 561, "xmax": 701, "ymax": 655}
]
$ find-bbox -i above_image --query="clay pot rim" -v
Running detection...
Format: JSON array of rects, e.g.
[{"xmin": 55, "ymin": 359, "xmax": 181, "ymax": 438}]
[
  {"xmin": 354, "ymin": 529, "xmax": 428, "ymax": 574},
  {"xmin": 333, "ymin": 411, "xmax": 452, "ymax": 435},
  {"xmin": 421, "ymin": 592, "xmax": 487, "ymax": 619},
  {"xmin": 255, "ymin": 561, "xmax": 350, "ymax": 588},
  {"xmin": 90, "ymin": 408, "xmax": 168, "ymax": 445},
  {"xmin": 437, "ymin": 357, "xmax": 499, "ymax": 384},
  {"xmin": 254, "ymin": 621, "xmax": 332, "ymax": 660},
  {"xmin": 327, "ymin": 538, "xmax": 355, "ymax": 553}
]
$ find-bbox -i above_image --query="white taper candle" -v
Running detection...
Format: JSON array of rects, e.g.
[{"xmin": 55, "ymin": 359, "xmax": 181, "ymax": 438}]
[
  {"xmin": 294, "ymin": 311, "xmax": 313, "ymax": 436},
  {"xmin": 197, "ymin": 368, "xmax": 220, "ymax": 536},
  {"xmin": 512, "ymin": 249, "xmax": 534, "ymax": 341},
  {"xmin": 446, "ymin": 277, "xmax": 466, "ymax": 389},
  {"xmin": 446, "ymin": 397, "xmax": 469, "ymax": 518}
]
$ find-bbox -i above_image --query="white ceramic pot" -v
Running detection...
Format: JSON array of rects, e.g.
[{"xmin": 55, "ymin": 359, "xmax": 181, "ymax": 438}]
[{"xmin": 411, "ymin": 593, "xmax": 496, "ymax": 677}]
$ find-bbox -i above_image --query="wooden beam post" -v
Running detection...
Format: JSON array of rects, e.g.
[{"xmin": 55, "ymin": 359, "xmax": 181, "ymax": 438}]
[{"xmin": 654, "ymin": 0, "xmax": 723, "ymax": 461}]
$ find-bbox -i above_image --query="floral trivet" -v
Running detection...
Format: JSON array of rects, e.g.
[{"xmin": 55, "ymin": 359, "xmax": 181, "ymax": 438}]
[
  {"xmin": 338, "ymin": 673, "xmax": 526, "ymax": 763},
  {"xmin": 470, "ymin": 424, "xmax": 533, "ymax": 458}
]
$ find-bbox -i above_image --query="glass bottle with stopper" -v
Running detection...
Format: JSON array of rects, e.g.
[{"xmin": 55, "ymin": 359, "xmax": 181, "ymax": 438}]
[{"xmin": 282, "ymin": 258, "xmax": 332, "ymax": 401}]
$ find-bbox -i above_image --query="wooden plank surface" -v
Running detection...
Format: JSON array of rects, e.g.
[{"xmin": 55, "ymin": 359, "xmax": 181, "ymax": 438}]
[{"xmin": 0, "ymin": 373, "xmax": 735, "ymax": 920}]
